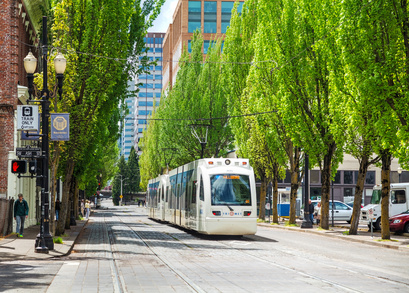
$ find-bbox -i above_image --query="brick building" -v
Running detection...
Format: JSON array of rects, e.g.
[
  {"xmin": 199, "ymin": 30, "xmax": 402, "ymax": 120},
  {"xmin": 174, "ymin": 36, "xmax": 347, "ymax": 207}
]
[
  {"xmin": 162, "ymin": 0, "xmax": 244, "ymax": 91},
  {"xmin": 0, "ymin": 1, "xmax": 44, "ymax": 227}
]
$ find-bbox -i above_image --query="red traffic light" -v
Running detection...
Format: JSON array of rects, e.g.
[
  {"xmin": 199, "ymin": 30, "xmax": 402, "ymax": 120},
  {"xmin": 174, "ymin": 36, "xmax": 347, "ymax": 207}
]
[{"xmin": 11, "ymin": 160, "xmax": 27, "ymax": 174}]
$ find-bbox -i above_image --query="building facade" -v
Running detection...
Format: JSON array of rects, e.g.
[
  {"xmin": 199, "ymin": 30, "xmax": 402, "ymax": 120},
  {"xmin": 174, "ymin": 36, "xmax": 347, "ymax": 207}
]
[
  {"xmin": 119, "ymin": 33, "xmax": 164, "ymax": 159},
  {"xmin": 0, "ymin": 0, "xmax": 45, "ymax": 230},
  {"xmin": 162, "ymin": 0, "xmax": 244, "ymax": 91},
  {"xmin": 133, "ymin": 32, "xmax": 164, "ymax": 157}
]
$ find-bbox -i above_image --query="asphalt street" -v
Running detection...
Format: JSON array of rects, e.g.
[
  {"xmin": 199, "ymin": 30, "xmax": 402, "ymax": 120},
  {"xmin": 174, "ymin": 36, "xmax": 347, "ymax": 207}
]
[{"xmin": 1, "ymin": 201, "xmax": 408, "ymax": 293}]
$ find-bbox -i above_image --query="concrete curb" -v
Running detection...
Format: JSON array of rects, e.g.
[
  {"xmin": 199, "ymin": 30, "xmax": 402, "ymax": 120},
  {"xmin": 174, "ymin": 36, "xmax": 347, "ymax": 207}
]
[{"xmin": 257, "ymin": 223, "xmax": 409, "ymax": 251}]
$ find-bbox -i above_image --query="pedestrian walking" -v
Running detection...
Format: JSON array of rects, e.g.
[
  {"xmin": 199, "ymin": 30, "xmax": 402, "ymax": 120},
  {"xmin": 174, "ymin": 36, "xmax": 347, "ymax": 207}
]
[
  {"xmin": 80, "ymin": 199, "xmax": 85, "ymax": 217},
  {"xmin": 314, "ymin": 202, "xmax": 321, "ymax": 225},
  {"xmin": 14, "ymin": 193, "xmax": 29, "ymax": 237},
  {"xmin": 308, "ymin": 199, "xmax": 315, "ymax": 224},
  {"xmin": 55, "ymin": 199, "xmax": 61, "ymax": 220},
  {"xmin": 85, "ymin": 200, "xmax": 90, "ymax": 219}
]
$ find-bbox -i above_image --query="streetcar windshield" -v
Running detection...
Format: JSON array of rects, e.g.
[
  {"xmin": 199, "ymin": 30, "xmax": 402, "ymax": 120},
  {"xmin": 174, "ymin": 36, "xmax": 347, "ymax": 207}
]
[{"xmin": 210, "ymin": 174, "xmax": 251, "ymax": 206}]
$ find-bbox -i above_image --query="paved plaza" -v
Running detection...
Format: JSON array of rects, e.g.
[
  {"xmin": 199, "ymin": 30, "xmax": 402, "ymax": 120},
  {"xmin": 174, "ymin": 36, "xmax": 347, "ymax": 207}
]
[{"xmin": 1, "ymin": 201, "xmax": 409, "ymax": 292}]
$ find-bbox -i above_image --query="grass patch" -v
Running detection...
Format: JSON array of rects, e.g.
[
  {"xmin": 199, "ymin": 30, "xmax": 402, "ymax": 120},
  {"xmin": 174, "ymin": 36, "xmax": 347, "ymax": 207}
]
[
  {"xmin": 376, "ymin": 239, "xmax": 398, "ymax": 242},
  {"xmin": 61, "ymin": 233, "xmax": 68, "ymax": 237},
  {"xmin": 78, "ymin": 215, "xmax": 84, "ymax": 220},
  {"xmin": 53, "ymin": 237, "xmax": 63, "ymax": 244},
  {"xmin": 284, "ymin": 222, "xmax": 298, "ymax": 227},
  {"xmin": 342, "ymin": 230, "xmax": 350, "ymax": 235},
  {"xmin": 270, "ymin": 222, "xmax": 279, "ymax": 225},
  {"xmin": 316, "ymin": 227, "xmax": 326, "ymax": 231},
  {"xmin": 257, "ymin": 219, "xmax": 268, "ymax": 223}
]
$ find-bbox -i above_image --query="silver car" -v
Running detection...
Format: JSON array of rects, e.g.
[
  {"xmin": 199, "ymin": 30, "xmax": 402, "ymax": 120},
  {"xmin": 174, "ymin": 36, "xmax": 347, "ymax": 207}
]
[{"xmin": 311, "ymin": 200, "xmax": 353, "ymax": 223}]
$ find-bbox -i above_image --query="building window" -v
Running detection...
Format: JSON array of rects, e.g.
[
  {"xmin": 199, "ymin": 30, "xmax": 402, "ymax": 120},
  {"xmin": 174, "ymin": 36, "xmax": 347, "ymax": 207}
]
[
  {"xmin": 344, "ymin": 187, "xmax": 354, "ymax": 200},
  {"xmin": 139, "ymin": 92, "xmax": 154, "ymax": 98},
  {"xmin": 138, "ymin": 120, "xmax": 147, "ymax": 124},
  {"xmin": 188, "ymin": 1, "xmax": 201, "ymax": 33},
  {"xmin": 221, "ymin": 2, "xmax": 244, "ymax": 33},
  {"xmin": 139, "ymin": 110, "xmax": 152, "ymax": 116},
  {"xmin": 310, "ymin": 187, "xmax": 321, "ymax": 200},
  {"xmin": 188, "ymin": 40, "xmax": 192, "ymax": 53},
  {"xmin": 344, "ymin": 171, "xmax": 353, "ymax": 184},
  {"xmin": 138, "ymin": 128, "xmax": 145, "ymax": 133},
  {"xmin": 155, "ymin": 75, "xmax": 162, "ymax": 80},
  {"xmin": 155, "ymin": 66, "xmax": 162, "ymax": 70},
  {"xmin": 334, "ymin": 171, "xmax": 341, "ymax": 184},
  {"xmin": 155, "ymin": 48, "xmax": 163, "ymax": 53},
  {"xmin": 365, "ymin": 171, "xmax": 375, "ymax": 185},
  {"xmin": 310, "ymin": 170, "xmax": 320, "ymax": 184},
  {"xmin": 204, "ymin": 1, "xmax": 217, "ymax": 33},
  {"xmin": 203, "ymin": 40, "xmax": 213, "ymax": 54}
]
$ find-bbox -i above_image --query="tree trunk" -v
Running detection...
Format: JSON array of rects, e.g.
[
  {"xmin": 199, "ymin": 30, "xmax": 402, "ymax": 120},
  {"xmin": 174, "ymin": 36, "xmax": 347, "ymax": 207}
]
[
  {"xmin": 55, "ymin": 160, "xmax": 75, "ymax": 236},
  {"xmin": 349, "ymin": 155, "xmax": 369, "ymax": 235},
  {"xmin": 258, "ymin": 175, "xmax": 267, "ymax": 220},
  {"xmin": 65, "ymin": 178, "xmax": 76, "ymax": 229},
  {"xmin": 49, "ymin": 142, "xmax": 61, "ymax": 235},
  {"xmin": 320, "ymin": 144, "xmax": 335, "ymax": 230},
  {"xmin": 381, "ymin": 151, "xmax": 392, "ymax": 240},
  {"xmin": 74, "ymin": 179, "xmax": 79, "ymax": 219},
  {"xmin": 272, "ymin": 168, "xmax": 279, "ymax": 224},
  {"xmin": 289, "ymin": 147, "xmax": 301, "ymax": 224}
]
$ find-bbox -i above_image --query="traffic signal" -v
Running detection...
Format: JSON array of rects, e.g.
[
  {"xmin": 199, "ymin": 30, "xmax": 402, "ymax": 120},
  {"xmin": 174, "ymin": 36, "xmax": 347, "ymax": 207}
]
[
  {"xmin": 29, "ymin": 160, "xmax": 37, "ymax": 174},
  {"xmin": 11, "ymin": 160, "xmax": 27, "ymax": 174}
]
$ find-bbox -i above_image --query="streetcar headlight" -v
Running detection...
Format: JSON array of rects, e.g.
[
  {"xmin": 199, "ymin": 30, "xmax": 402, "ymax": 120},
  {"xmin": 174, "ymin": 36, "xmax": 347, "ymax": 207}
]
[{"xmin": 225, "ymin": 159, "xmax": 231, "ymax": 165}]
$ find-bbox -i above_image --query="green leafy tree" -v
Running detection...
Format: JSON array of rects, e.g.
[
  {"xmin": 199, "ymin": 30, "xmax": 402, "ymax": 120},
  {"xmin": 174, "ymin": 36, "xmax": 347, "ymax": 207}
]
[
  {"xmin": 126, "ymin": 147, "xmax": 141, "ymax": 194},
  {"xmin": 48, "ymin": 0, "xmax": 164, "ymax": 235},
  {"xmin": 140, "ymin": 32, "xmax": 234, "ymax": 185}
]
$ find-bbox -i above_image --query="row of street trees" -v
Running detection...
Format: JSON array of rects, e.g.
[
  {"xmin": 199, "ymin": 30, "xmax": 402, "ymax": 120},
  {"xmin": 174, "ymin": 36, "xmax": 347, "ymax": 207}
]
[
  {"xmin": 35, "ymin": 0, "xmax": 164, "ymax": 235},
  {"xmin": 140, "ymin": 0, "xmax": 409, "ymax": 239},
  {"xmin": 112, "ymin": 148, "xmax": 141, "ymax": 205}
]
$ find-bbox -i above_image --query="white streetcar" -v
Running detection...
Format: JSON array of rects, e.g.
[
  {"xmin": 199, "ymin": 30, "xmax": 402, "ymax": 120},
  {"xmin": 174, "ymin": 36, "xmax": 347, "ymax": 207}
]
[{"xmin": 147, "ymin": 158, "xmax": 257, "ymax": 235}]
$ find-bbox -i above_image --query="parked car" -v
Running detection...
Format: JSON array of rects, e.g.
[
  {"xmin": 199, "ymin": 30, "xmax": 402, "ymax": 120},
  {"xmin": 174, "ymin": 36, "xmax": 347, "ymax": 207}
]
[
  {"xmin": 389, "ymin": 210, "xmax": 409, "ymax": 233},
  {"xmin": 345, "ymin": 201, "xmax": 363, "ymax": 209},
  {"xmin": 311, "ymin": 200, "xmax": 353, "ymax": 223}
]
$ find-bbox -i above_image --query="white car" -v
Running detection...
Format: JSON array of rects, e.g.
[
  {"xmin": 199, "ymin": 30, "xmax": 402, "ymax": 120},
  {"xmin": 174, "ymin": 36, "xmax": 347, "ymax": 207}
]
[{"xmin": 311, "ymin": 200, "xmax": 353, "ymax": 223}]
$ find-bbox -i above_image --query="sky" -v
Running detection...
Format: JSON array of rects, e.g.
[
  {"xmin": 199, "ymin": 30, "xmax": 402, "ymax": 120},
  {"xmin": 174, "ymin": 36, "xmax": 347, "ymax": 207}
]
[{"xmin": 148, "ymin": 0, "xmax": 179, "ymax": 33}]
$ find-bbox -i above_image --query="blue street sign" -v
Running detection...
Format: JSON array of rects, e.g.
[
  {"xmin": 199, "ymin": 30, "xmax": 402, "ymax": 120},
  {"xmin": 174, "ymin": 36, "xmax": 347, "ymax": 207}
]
[{"xmin": 51, "ymin": 113, "xmax": 70, "ymax": 141}]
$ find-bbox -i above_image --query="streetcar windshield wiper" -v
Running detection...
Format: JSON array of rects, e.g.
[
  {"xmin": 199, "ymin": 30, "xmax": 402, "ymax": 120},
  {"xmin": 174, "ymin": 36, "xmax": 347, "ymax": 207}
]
[{"xmin": 226, "ymin": 205, "xmax": 234, "ymax": 211}]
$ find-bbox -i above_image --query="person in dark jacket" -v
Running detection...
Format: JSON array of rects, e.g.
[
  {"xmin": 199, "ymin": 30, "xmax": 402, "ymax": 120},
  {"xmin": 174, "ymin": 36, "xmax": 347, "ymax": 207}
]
[
  {"xmin": 308, "ymin": 199, "xmax": 315, "ymax": 224},
  {"xmin": 55, "ymin": 199, "xmax": 61, "ymax": 220},
  {"xmin": 14, "ymin": 193, "xmax": 29, "ymax": 237}
]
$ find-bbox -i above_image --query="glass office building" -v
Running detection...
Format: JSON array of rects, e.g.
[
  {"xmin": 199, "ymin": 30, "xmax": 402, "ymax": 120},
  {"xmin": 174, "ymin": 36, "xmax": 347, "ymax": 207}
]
[{"xmin": 134, "ymin": 33, "xmax": 165, "ymax": 157}]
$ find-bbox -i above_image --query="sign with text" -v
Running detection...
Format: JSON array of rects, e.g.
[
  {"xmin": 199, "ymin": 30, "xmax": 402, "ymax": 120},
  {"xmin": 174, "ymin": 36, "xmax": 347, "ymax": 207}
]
[
  {"xmin": 17, "ymin": 105, "xmax": 39, "ymax": 131},
  {"xmin": 51, "ymin": 113, "xmax": 70, "ymax": 141},
  {"xmin": 16, "ymin": 146, "xmax": 42, "ymax": 158}
]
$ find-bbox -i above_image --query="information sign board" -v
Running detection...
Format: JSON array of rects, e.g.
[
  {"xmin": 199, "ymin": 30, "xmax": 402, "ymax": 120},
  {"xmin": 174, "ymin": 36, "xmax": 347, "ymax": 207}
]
[{"xmin": 17, "ymin": 105, "xmax": 39, "ymax": 131}]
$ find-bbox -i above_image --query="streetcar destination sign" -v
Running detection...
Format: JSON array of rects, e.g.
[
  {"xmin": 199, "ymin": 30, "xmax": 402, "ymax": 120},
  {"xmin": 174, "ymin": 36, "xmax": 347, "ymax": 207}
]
[
  {"xmin": 17, "ymin": 105, "xmax": 39, "ymax": 131},
  {"xmin": 16, "ymin": 146, "xmax": 42, "ymax": 158}
]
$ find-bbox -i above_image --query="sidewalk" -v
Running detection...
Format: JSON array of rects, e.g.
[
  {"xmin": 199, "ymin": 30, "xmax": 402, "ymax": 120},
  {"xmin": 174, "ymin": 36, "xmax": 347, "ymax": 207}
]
[
  {"xmin": 0, "ymin": 219, "xmax": 87, "ymax": 261},
  {"xmin": 258, "ymin": 220, "xmax": 409, "ymax": 251}
]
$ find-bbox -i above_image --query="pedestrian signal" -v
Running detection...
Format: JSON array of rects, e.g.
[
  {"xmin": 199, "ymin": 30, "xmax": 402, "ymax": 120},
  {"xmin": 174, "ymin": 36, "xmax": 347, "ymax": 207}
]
[
  {"xmin": 29, "ymin": 161, "xmax": 37, "ymax": 174},
  {"xmin": 11, "ymin": 160, "xmax": 27, "ymax": 174}
]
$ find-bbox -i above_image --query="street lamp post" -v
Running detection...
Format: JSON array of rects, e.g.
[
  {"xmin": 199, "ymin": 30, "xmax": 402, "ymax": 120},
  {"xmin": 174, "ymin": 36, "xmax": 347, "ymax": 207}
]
[
  {"xmin": 24, "ymin": 16, "xmax": 67, "ymax": 253},
  {"xmin": 398, "ymin": 167, "xmax": 402, "ymax": 183},
  {"xmin": 301, "ymin": 153, "xmax": 313, "ymax": 228},
  {"xmin": 116, "ymin": 174, "xmax": 127, "ymax": 205}
]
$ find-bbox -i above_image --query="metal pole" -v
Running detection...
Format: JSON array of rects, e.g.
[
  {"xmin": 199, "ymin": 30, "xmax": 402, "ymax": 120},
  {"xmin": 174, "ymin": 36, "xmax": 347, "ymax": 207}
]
[
  {"xmin": 36, "ymin": 16, "xmax": 53, "ymax": 253},
  {"xmin": 200, "ymin": 143, "xmax": 205, "ymax": 159},
  {"xmin": 120, "ymin": 177, "xmax": 123, "ymax": 205},
  {"xmin": 331, "ymin": 180, "xmax": 334, "ymax": 227},
  {"xmin": 301, "ymin": 154, "xmax": 312, "ymax": 228}
]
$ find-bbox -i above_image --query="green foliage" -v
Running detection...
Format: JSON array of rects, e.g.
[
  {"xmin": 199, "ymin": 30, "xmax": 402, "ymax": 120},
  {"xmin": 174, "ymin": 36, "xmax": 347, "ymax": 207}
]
[
  {"xmin": 140, "ymin": 32, "xmax": 234, "ymax": 187},
  {"xmin": 53, "ymin": 237, "xmax": 63, "ymax": 244},
  {"xmin": 125, "ymin": 148, "xmax": 141, "ymax": 194}
]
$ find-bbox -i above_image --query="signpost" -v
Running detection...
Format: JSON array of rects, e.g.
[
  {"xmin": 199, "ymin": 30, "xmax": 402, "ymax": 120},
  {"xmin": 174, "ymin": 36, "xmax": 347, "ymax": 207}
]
[
  {"xmin": 17, "ymin": 105, "xmax": 39, "ymax": 131},
  {"xmin": 16, "ymin": 146, "xmax": 42, "ymax": 158},
  {"xmin": 369, "ymin": 208, "xmax": 374, "ymax": 238}
]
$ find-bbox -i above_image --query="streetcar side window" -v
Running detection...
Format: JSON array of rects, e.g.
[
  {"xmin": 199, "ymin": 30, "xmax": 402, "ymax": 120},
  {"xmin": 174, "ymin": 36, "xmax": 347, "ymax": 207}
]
[
  {"xmin": 200, "ymin": 176, "xmax": 204, "ymax": 201},
  {"xmin": 192, "ymin": 181, "xmax": 197, "ymax": 204},
  {"xmin": 166, "ymin": 186, "xmax": 169, "ymax": 202}
]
